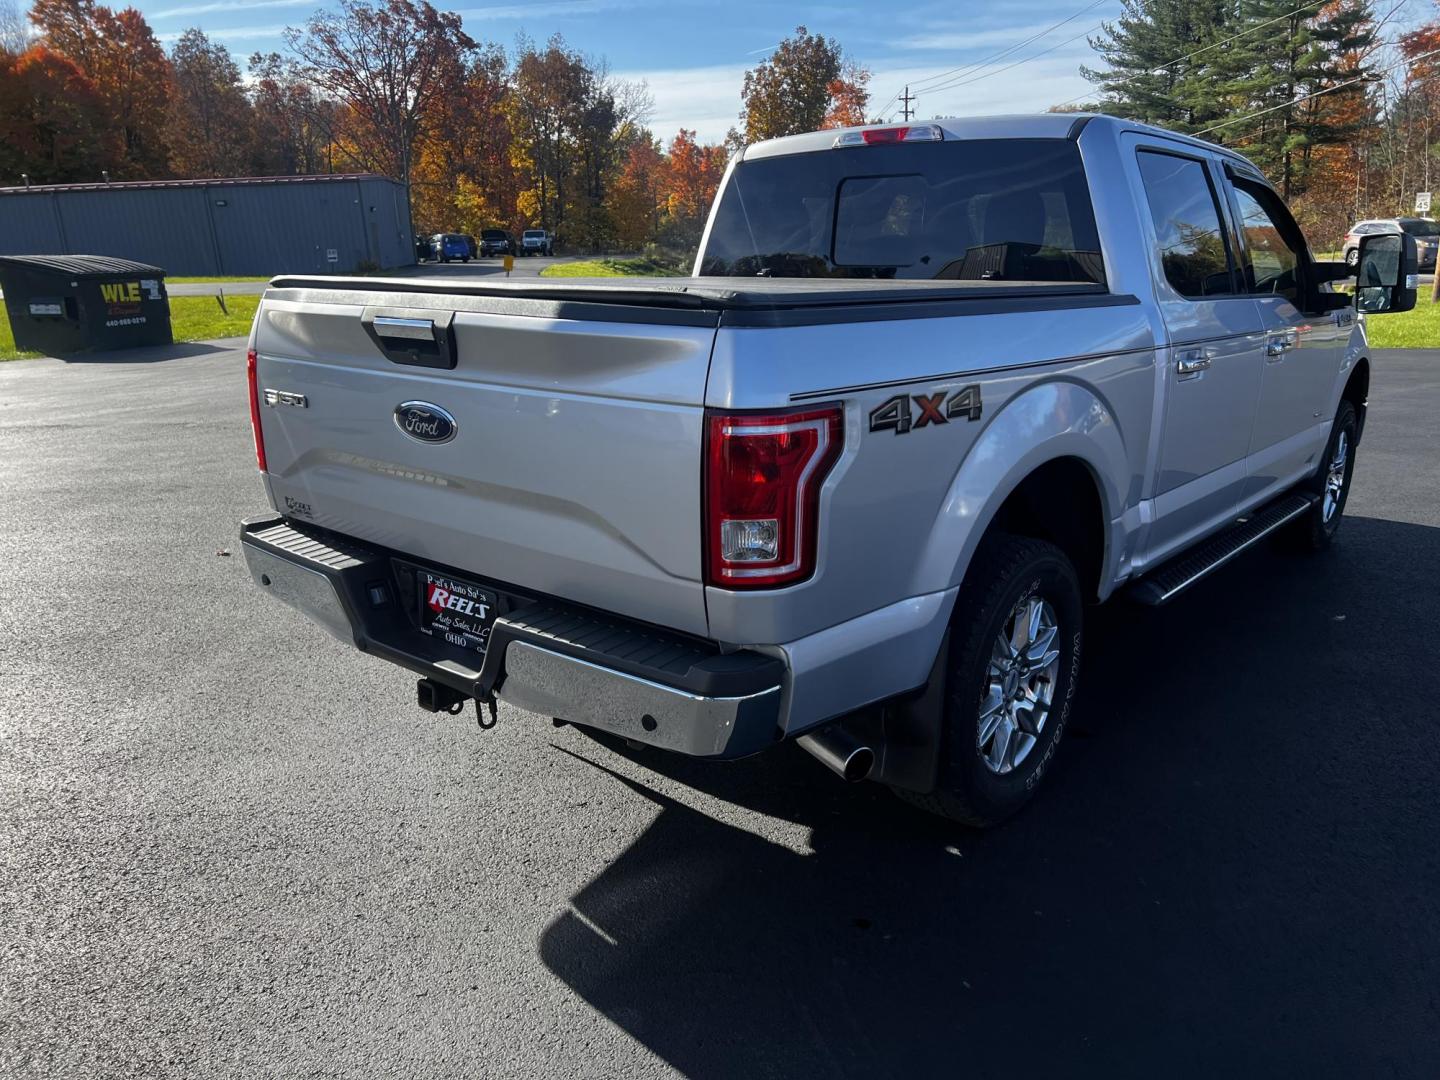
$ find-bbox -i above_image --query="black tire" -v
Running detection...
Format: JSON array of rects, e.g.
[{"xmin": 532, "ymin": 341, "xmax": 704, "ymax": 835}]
[
  {"xmin": 1344, "ymin": 247, "xmax": 1359, "ymax": 268},
  {"xmin": 895, "ymin": 535, "xmax": 1084, "ymax": 827},
  {"xmin": 1295, "ymin": 400, "xmax": 1358, "ymax": 551}
]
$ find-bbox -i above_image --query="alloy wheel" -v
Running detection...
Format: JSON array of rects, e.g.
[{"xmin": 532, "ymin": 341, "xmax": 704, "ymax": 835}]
[
  {"xmin": 1323, "ymin": 429, "xmax": 1349, "ymax": 524},
  {"xmin": 978, "ymin": 595, "xmax": 1062, "ymax": 775}
]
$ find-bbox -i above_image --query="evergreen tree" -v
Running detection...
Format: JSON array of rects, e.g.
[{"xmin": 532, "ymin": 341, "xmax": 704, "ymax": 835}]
[
  {"xmin": 1212, "ymin": 0, "xmax": 1376, "ymax": 197},
  {"xmin": 1081, "ymin": 0, "xmax": 1232, "ymax": 131}
]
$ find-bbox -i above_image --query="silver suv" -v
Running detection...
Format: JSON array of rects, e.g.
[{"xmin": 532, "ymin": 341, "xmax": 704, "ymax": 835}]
[{"xmin": 1343, "ymin": 218, "xmax": 1437, "ymax": 270}]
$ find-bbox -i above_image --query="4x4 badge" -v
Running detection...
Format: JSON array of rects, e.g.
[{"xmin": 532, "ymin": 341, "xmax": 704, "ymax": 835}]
[{"xmin": 869, "ymin": 385, "xmax": 982, "ymax": 435}]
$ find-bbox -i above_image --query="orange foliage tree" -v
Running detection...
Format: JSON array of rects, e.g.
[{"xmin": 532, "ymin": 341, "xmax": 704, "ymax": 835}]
[{"xmin": 0, "ymin": 44, "xmax": 112, "ymax": 182}]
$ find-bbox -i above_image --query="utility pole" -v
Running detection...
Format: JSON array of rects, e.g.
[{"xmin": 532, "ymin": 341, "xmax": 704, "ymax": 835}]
[{"xmin": 900, "ymin": 86, "xmax": 916, "ymax": 122}]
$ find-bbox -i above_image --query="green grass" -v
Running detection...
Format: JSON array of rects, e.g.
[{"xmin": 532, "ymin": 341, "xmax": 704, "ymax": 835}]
[
  {"xmin": 165, "ymin": 275, "xmax": 271, "ymax": 284},
  {"xmin": 1365, "ymin": 297, "xmax": 1440, "ymax": 348},
  {"xmin": 1, "ymin": 294, "xmax": 259, "ymax": 360},
  {"xmin": 540, "ymin": 257, "xmax": 685, "ymax": 278}
]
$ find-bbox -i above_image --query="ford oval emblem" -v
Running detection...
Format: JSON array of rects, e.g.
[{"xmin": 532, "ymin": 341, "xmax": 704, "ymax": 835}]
[{"xmin": 394, "ymin": 401, "xmax": 458, "ymax": 444}]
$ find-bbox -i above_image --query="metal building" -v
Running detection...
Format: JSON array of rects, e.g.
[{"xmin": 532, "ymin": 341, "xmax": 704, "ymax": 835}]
[{"xmin": 0, "ymin": 173, "xmax": 413, "ymax": 276}]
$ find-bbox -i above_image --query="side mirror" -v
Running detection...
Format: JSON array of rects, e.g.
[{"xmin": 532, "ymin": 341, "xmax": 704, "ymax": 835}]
[{"xmin": 1355, "ymin": 232, "xmax": 1418, "ymax": 314}]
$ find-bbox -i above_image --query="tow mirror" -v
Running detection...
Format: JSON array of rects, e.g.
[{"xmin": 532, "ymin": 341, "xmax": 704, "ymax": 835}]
[{"xmin": 1354, "ymin": 232, "xmax": 1418, "ymax": 314}]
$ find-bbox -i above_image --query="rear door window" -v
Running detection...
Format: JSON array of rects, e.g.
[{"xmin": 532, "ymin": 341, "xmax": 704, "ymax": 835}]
[
  {"xmin": 700, "ymin": 139, "xmax": 1105, "ymax": 284},
  {"xmin": 1136, "ymin": 151, "xmax": 1235, "ymax": 299}
]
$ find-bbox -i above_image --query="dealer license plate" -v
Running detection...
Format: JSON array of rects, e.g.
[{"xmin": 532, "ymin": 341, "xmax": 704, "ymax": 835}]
[{"xmin": 418, "ymin": 571, "xmax": 498, "ymax": 656}]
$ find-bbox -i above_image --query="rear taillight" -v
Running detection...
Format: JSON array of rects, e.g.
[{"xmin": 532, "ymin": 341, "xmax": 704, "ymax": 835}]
[
  {"xmin": 704, "ymin": 405, "xmax": 843, "ymax": 589},
  {"xmin": 246, "ymin": 347, "xmax": 267, "ymax": 472}
]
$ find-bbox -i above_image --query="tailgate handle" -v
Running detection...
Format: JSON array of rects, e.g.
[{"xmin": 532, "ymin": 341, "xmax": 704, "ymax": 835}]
[
  {"xmin": 372, "ymin": 316, "xmax": 434, "ymax": 340},
  {"xmin": 362, "ymin": 307, "xmax": 457, "ymax": 370}
]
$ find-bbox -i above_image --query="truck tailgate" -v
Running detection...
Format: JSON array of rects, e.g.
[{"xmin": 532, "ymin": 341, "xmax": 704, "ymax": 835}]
[{"xmin": 251, "ymin": 285, "xmax": 718, "ymax": 638}]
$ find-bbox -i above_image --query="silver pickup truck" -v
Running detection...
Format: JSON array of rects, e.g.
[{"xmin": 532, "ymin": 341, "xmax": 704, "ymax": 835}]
[{"xmin": 240, "ymin": 114, "xmax": 1416, "ymax": 825}]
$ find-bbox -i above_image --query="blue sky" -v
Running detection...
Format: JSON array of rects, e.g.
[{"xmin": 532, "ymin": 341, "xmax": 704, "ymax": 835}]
[{"xmin": 118, "ymin": 0, "xmax": 1429, "ymax": 142}]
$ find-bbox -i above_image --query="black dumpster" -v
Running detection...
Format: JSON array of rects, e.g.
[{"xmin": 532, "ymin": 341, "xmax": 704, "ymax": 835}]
[{"xmin": 0, "ymin": 255, "xmax": 171, "ymax": 354}]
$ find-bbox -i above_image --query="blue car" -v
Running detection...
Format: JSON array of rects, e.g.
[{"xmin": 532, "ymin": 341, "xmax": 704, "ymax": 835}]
[{"xmin": 429, "ymin": 233, "xmax": 471, "ymax": 264}]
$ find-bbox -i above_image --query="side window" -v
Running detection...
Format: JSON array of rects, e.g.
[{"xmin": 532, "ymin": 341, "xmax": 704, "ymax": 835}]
[
  {"xmin": 1231, "ymin": 181, "xmax": 1304, "ymax": 303},
  {"xmin": 1136, "ymin": 151, "xmax": 1235, "ymax": 299}
]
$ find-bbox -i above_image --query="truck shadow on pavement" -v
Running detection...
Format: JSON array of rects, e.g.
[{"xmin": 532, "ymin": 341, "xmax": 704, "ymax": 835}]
[
  {"xmin": 538, "ymin": 515, "xmax": 1439, "ymax": 1078},
  {"xmin": 57, "ymin": 341, "xmax": 235, "ymax": 364}
]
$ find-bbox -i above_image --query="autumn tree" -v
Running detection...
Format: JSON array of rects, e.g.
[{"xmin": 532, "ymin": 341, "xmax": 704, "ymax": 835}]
[
  {"xmin": 27, "ymin": 0, "xmax": 102, "ymax": 68},
  {"xmin": 662, "ymin": 127, "xmax": 726, "ymax": 249},
  {"xmin": 167, "ymin": 28, "xmax": 250, "ymax": 177},
  {"xmin": 0, "ymin": 45, "xmax": 111, "ymax": 182},
  {"xmin": 248, "ymin": 52, "xmax": 338, "ymax": 175},
  {"xmin": 98, "ymin": 9, "xmax": 171, "ymax": 177},
  {"xmin": 821, "ymin": 60, "xmax": 872, "ymax": 129},
  {"xmin": 508, "ymin": 35, "xmax": 590, "ymax": 233},
  {"xmin": 29, "ymin": 0, "xmax": 172, "ymax": 177},
  {"xmin": 0, "ymin": 0, "xmax": 31, "ymax": 54},
  {"xmin": 740, "ymin": 26, "xmax": 856, "ymax": 143},
  {"xmin": 607, "ymin": 136, "xmax": 664, "ymax": 250},
  {"xmin": 412, "ymin": 43, "xmax": 515, "ymax": 234},
  {"xmin": 287, "ymin": 0, "xmax": 474, "ymax": 192}
]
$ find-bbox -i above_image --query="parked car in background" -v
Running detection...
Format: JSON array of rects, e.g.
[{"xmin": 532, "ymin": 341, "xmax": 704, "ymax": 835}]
[
  {"xmin": 480, "ymin": 230, "xmax": 514, "ymax": 257},
  {"xmin": 414, "ymin": 236, "xmax": 430, "ymax": 263},
  {"xmin": 1343, "ymin": 218, "xmax": 1437, "ymax": 270},
  {"xmin": 429, "ymin": 233, "xmax": 471, "ymax": 264},
  {"xmin": 464, "ymin": 234, "xmax": 478, "ymax": 260},
  {"xmin": 521, "ymin": 229, "xmax": 554, "ymax": 256}
]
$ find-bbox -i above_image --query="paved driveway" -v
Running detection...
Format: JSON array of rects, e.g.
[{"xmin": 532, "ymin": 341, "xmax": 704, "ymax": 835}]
[{"xmin": 1, "ymin": 346, "xmax": 1438, "ymax": 1077}]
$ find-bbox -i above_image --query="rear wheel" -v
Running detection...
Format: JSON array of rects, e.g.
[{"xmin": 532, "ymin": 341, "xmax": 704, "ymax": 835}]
[
  {"xmin": 1344, "ymin": 247, "xmax": 1359, "ymax": 268},
  {"xmin": 895, "ymin": 534, "xmax": 1083, "ymax": 827}
]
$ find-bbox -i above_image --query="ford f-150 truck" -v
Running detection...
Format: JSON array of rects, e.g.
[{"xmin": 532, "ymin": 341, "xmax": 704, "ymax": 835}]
[{"xmin": 240, "ymin": 114, "xmax": 1416, "ymax": 825}]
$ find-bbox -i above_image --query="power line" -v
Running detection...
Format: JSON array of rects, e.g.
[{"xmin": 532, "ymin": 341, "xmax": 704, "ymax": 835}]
[
  {"xmin": 1192, "ymin": 43, "xmax": 1440, "ymax": 137},
  {"xmin": 908, "ymin": 0, "xmax": 1109, "ymax": 91},
  {"xmin": 873, "ymin": 0, "xmax": 1112, "ymax": 119},
  {"xmin": 914, "ymin": 21, "xmax": 1106, "ymax": 99},
  {"xmin": 899, "ymin": 85, "xmax": 916, "ymax": 121}
]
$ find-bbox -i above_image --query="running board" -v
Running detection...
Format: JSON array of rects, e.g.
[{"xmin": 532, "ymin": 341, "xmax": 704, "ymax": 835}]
[{"xmin": 1127, "ymin": 493, "xmax": 1316, "ymax": 606}]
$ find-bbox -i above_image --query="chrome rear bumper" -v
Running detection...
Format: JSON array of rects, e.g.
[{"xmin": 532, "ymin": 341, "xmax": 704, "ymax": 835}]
[{"xmin": 240, "ymin": 517, "xmax": 785, "ymax": 758}]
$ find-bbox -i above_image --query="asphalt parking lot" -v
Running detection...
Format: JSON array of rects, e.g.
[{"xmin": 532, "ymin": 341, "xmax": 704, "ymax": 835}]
[{"xmin": 2, "ymin": 344, "xmax": 1438, "ymax": 1078}]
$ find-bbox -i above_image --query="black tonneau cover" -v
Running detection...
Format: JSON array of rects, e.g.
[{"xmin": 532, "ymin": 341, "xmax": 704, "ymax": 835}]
[{"xmin": 264, "ymin": 274, "xmax": 1135, "ymax": 328}]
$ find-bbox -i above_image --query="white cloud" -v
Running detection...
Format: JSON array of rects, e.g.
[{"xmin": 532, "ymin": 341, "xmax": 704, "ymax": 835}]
[
  {"xmin": 156, "ymin": 23, "xmax": 290, "ymax": 42},
  {"xmin": 454, "ymin": 0, "xmax": 649, "ymax": 20},
  {"xmin": 894, "ymin": 23, "xmax": 1081, "ymax": 52},
  {"xmin": 148, "ymin": 0, "xmax": 310, "ymax": 20},
  {"xmin": 614, "ymin": 63, "xmax": 747, "ymax": 144}
]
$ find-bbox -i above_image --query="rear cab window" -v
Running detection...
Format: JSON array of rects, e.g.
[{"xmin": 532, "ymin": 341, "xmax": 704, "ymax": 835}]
[{"xmin": 699, "ymin": 139, "xmax": 1105, "ymax": 285}]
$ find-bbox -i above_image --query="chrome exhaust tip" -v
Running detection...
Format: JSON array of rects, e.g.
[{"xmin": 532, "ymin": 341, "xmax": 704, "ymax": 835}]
[{"xmin": 797, "ymin": 727, "xmax": 875, "ymax": 783}]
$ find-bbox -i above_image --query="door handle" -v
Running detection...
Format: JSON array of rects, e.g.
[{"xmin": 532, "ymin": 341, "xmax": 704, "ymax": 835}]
[
  {"xmin": 1176, "ymin": 348, "xmax": 1213, "ymax": 375},
  {"xmin": 1266, "ymin": 329, "xmax": 1299, "ymax": 359}
]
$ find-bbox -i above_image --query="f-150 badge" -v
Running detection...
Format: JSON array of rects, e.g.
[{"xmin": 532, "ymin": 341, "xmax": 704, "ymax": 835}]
[{"xmin": 869, "ymin": 385, "xmax": 982, "ymax": 435}]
